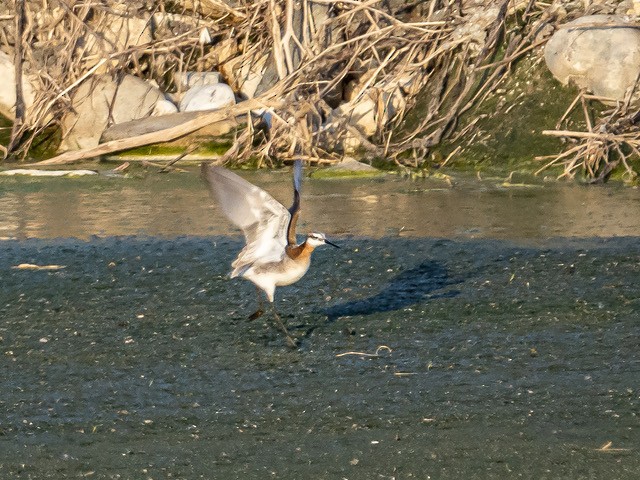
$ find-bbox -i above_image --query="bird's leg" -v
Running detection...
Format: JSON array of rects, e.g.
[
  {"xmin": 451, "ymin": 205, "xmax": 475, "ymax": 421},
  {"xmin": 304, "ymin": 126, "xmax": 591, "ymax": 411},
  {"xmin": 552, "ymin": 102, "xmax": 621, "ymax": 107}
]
[
  {"xmin": 248, "ymin": 286, "xmax": 265, "ymax": 320},
  {"xmin": 270, "ymin": 303, "xmax": 298, "ymax": 349}
]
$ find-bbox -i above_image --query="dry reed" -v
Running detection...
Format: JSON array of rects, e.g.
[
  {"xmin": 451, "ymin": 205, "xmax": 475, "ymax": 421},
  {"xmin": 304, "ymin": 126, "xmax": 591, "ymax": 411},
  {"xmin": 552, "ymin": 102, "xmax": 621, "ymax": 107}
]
[{"xmin": 4, "ymin": 0, "xmax": 634, "ymax": 181}]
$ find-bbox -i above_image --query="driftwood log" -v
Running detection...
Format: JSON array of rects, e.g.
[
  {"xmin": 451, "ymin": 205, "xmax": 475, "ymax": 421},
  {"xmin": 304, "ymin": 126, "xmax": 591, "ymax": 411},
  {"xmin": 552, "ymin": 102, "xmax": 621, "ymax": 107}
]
[{"xmin": 26, "ymin": 97, "xmax": 278, "ymax": 166}]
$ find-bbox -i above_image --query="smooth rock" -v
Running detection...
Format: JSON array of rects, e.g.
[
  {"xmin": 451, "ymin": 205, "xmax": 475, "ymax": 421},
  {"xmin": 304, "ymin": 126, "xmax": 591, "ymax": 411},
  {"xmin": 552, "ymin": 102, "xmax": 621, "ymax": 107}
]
[
  {"xmin": 0, "ymin": 51, "xmax": 37, "ymax": 121},
  {"xmin": 544, "ymin": 15, "xmax": 640, "ymax": 102},
  {"xmin": 85, "ymin": 10, "xmax": 153, "ymax": 53},
  {"xmin": 322, "ymin": 84, "xmax": 406, "ymax": 153},
  {"xmin": 329, "ymin": 89, "xmax": 404, "ymax": 138},
  {"xmin": 152, "ymin": 99, "xmax": 179, "ymax": 116},
  {"xmin": 221, "ymin": 52, "xmax": 269, "ymax": 99},
  {"xmin": 173, "ymin": 72, "xmax": 222, "ymax": 90},
  {"xmin": 179, "ymin": 84, "xmax": 236, "ymax": 112},
  {"xmin": 325, "ymin": 157, "xmax": 380, "ymax": 172},
  {"xmin": 60, "ymin": 75, "xmax": 166, "ymax": 151},
  {"xmin": 450, "ymin": 6, "xmax": 502, "ymax": 55}
]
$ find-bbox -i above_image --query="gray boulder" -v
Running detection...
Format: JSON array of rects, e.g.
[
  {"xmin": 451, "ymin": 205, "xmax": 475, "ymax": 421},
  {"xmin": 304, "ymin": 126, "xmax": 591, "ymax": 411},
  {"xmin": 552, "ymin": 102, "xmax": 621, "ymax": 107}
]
[
  {"xmin": 179, "ymin": 83, "xmax": 236, "ymax": 112},
  {"xmin": 544, "ymin": 15, "xmax": 640, "ymax": 103},
  {"xmin": 0, "ymin": 51, "xmax": 37, "ymax": 121},
  {"xmin": 173, "ymin": 71, "xmax": 222, "ymax": 90},
  {"xmin": 60, "ymin": 75, "xmax": 169, "ymax": 151}
]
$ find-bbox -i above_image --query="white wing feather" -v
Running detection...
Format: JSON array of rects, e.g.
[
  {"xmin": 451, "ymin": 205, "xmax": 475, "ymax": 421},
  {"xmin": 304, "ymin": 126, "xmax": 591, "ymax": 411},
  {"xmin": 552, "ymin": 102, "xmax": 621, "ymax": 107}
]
[{"xmin": 202, "ymin": 165, "xmax": 290, "ymax": 276}]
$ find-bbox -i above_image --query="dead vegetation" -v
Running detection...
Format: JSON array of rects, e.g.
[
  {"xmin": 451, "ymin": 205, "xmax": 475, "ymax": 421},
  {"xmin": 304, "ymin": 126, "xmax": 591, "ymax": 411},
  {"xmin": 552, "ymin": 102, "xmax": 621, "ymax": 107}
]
[
  {"xmin": 537, "ymin": 89, "xmax": 640, "ymax": 183},
  {"xmin": 0, "ymin": 0, "xmax": 638, "ymax": 181}
]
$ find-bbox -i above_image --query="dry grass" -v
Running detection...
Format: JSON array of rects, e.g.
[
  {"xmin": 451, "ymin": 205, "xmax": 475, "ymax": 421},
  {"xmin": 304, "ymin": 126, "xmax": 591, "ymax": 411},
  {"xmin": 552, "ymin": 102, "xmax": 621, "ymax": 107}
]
[
  {"xmin": 4, "ymin": 0, "xmax": 636, "ymax": 181},
  {"xmin": 536, "ymin": 90, "xmax": 640, "ymax": 182}
]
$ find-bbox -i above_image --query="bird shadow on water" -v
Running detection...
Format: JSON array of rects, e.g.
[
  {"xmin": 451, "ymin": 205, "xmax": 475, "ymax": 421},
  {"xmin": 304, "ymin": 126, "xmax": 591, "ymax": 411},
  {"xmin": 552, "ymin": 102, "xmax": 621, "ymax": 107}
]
[{"xmin": 303, "ymin": 259, "xmax": 461, "ymax": 337}]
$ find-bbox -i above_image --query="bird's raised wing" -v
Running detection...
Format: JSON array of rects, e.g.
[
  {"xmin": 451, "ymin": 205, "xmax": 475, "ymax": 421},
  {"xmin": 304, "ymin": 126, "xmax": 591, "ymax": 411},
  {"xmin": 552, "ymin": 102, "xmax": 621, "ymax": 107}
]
[
  {"xmin": 287, "ymin": 160, "xmax": 303, "ymax": 246},
  {"xmin": 201, "ymin": 164, "xmax": 290, "ymax": 273}
]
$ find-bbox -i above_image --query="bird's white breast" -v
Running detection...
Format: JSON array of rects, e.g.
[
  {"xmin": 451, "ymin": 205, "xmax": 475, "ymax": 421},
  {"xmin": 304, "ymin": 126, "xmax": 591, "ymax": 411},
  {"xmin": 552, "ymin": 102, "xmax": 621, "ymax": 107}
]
[{"xmin": 243, "ymin": 255, "xmax": 311, "ymax": 290}]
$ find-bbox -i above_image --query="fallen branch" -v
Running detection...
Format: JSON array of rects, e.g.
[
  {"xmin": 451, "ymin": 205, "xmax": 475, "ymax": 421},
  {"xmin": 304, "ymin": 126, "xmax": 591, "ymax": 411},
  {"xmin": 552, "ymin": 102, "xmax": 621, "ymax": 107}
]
[
  {"xmin": 541, "ymin": 129, "xmax": 638, "ymax": 143},
  {"xmin": 26, "ymin": 97, "xmax": 279, "ymax": 166}
]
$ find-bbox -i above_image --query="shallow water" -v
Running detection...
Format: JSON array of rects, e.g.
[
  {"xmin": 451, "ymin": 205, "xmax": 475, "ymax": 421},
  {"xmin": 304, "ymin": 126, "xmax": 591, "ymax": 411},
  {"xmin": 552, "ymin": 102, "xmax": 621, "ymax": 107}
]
[
  {"xmin": 1, "ymin": 168, "xmax": 639, "ymax": 240},
  {"xmin": 0, "ymin": 168, "xmax": 638, "ymax": 478}
]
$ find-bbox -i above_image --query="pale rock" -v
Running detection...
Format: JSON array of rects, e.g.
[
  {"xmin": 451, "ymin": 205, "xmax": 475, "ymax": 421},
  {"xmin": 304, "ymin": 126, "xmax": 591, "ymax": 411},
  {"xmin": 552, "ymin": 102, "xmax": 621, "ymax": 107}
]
[
  {"xmin": 60, "ymin": 75, "xmax": 166, "ymax": 151},
  {"xmin": 339, "ymin": 131, "xmax": 366, "ymax": 155},
  {"xmin": 449, "ymin": 6, "xmax": 502, "ymax": 54},
  {"xmin": 325, "ymin": 157, "xmax": 379, "ymax": 172},
  {"xmin": 86, "ymin": 10, "xmax": 153, "ymax": 53},
  {"xmin": 173, "ymin": 72, "xmax": 222, "ymax": 90},
  {"xmin": 81, "ymin": 9, "xmax": 154, "ymax": 74},
  {"xmin": 210, "ymin": 38, "xmax": 239, "ymax": 65},
  {"xmin": 221, "ymin": 53, "xmax": 269, "ymax": 99},
  {"xmin": 152, "ymin": 99, "xmax": 179, "ymax": 116},
  {"xmin": 152, "ymin": 12, "xmax": 202, "ymax": 33},
  {"xmin": 178, "ymin": 0, "xmax": 246, "ymax": 22},
  {"xmin": 179, "ymin": 84, "xmax": 236, "ymax": 112},
  {"xmin": 0, "ymin": 51, "xmax": 38, "ymax": 121},
  {"xmin": 334, "ymin": 95, "xmax": 380, "ymax": 138},
  {"xmin": 34, "ymin": 7, "xmax": 67, "ymax": 40},
  {"xmin": 321, "ymin": 79, "xmax": 406, "ymax": 153},
  {"xmin": 328, "ymin": 87, "xmax": 405, "ymax": 137},
  {"xmin": 545, "ymin": 15, "xmax": 640, "ymax": 103}
]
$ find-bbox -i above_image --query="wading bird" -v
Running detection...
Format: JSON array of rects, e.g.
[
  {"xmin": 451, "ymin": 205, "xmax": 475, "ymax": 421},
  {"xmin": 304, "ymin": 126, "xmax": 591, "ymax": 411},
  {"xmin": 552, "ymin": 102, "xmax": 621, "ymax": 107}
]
[{"xmin": 201, "ymin": 161, "xmax": 339, "ymax": 347}]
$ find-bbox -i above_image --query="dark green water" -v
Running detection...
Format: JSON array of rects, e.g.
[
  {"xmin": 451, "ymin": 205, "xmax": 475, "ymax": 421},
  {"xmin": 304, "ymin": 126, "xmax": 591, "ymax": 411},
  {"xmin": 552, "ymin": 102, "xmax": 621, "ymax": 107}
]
[{"xmin": 0, "ymin": 169, "xmax": 638, "ymax": 478}]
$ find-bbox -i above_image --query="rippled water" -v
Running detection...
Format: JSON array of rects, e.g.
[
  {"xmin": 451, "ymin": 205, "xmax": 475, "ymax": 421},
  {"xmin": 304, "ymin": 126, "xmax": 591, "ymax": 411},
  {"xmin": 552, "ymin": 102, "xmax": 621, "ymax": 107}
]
[{"xmin": 0, "ymin": 167, "xmax": 639, "ymax": 240}]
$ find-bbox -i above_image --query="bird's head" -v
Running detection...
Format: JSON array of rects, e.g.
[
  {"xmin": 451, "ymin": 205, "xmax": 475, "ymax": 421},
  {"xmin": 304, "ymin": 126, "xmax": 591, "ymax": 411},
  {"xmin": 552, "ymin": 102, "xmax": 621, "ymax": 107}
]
[{"xmin": 306, "ymin": 232, "xmax": 340, "ymax": 248}]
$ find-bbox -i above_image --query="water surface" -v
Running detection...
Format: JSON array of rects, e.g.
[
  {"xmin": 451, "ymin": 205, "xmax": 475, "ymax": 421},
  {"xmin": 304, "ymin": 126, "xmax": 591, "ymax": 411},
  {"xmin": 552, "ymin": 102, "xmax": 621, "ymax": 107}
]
[
  {"xmin": 0, "ymin": 168, "xmax": 638, "ymax": 240},
  {"xmin": 0, "ymin": 168, "xmax": 638, "ymax": 478}
]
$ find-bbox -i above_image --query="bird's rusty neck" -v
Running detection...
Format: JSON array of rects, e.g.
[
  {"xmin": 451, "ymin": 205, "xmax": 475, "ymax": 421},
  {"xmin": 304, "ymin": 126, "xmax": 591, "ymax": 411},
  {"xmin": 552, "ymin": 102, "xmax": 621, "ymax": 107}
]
[{"xmin": 285, "ymin": 240, "xmax": 315, "ymax": 260}]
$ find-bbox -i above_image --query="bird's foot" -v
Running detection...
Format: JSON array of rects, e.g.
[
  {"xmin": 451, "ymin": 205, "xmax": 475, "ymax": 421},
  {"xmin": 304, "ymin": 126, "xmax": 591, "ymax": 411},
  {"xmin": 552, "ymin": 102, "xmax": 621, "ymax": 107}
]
[
  {"xmin": 248, "ymin": 309, "xmax": 264, "ymax": 321},
  {"xmin": 272, "ymin": 315, "xmax": 299, "ymax": 349},
  {"xmin": 285, "ymin": 334, "xmax": 300, "ymax": 349},
  {"xmin": 268, "ymin": 306, "xmax": 299, "ymax": 348}
]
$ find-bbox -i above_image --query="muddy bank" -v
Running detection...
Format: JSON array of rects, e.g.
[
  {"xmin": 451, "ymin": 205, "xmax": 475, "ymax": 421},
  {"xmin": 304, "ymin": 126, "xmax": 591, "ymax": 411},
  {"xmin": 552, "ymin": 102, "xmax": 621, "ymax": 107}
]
[{"xmin": 0, "ymin": 235, "xmax": 638, "ymax": 478}]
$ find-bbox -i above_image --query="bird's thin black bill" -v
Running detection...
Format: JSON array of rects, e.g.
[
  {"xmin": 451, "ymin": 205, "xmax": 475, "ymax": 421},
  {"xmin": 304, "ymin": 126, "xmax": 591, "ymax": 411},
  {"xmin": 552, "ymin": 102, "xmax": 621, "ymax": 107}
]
[{"xmin": 326, "ymin": 240, "xmax": 340, "ymax": 248}]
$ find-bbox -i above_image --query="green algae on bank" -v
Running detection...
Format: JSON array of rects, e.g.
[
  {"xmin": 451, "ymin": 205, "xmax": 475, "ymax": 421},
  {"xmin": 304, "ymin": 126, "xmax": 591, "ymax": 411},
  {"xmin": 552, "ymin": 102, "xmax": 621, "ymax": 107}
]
[
  {"xmin": 310, "ymin": 168, "xmax": 386, "ymax": 179},
  {"xmin": 401, "ymin": 54, "xmax": 589, "ymax": 179},
  {"xmin": 104, "ymin": 141, "xmax": 233, "ymax": 163}
]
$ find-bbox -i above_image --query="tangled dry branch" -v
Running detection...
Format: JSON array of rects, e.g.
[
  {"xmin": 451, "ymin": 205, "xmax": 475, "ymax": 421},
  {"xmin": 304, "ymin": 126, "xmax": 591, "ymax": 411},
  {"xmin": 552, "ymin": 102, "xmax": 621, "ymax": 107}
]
[
  {"xmin": 536, "ymin": 89, "xmax": 640, "ymax": 182},
  {"xmin": 1, "ymin": 0, "xmax": 566, "ymax": 167}
]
